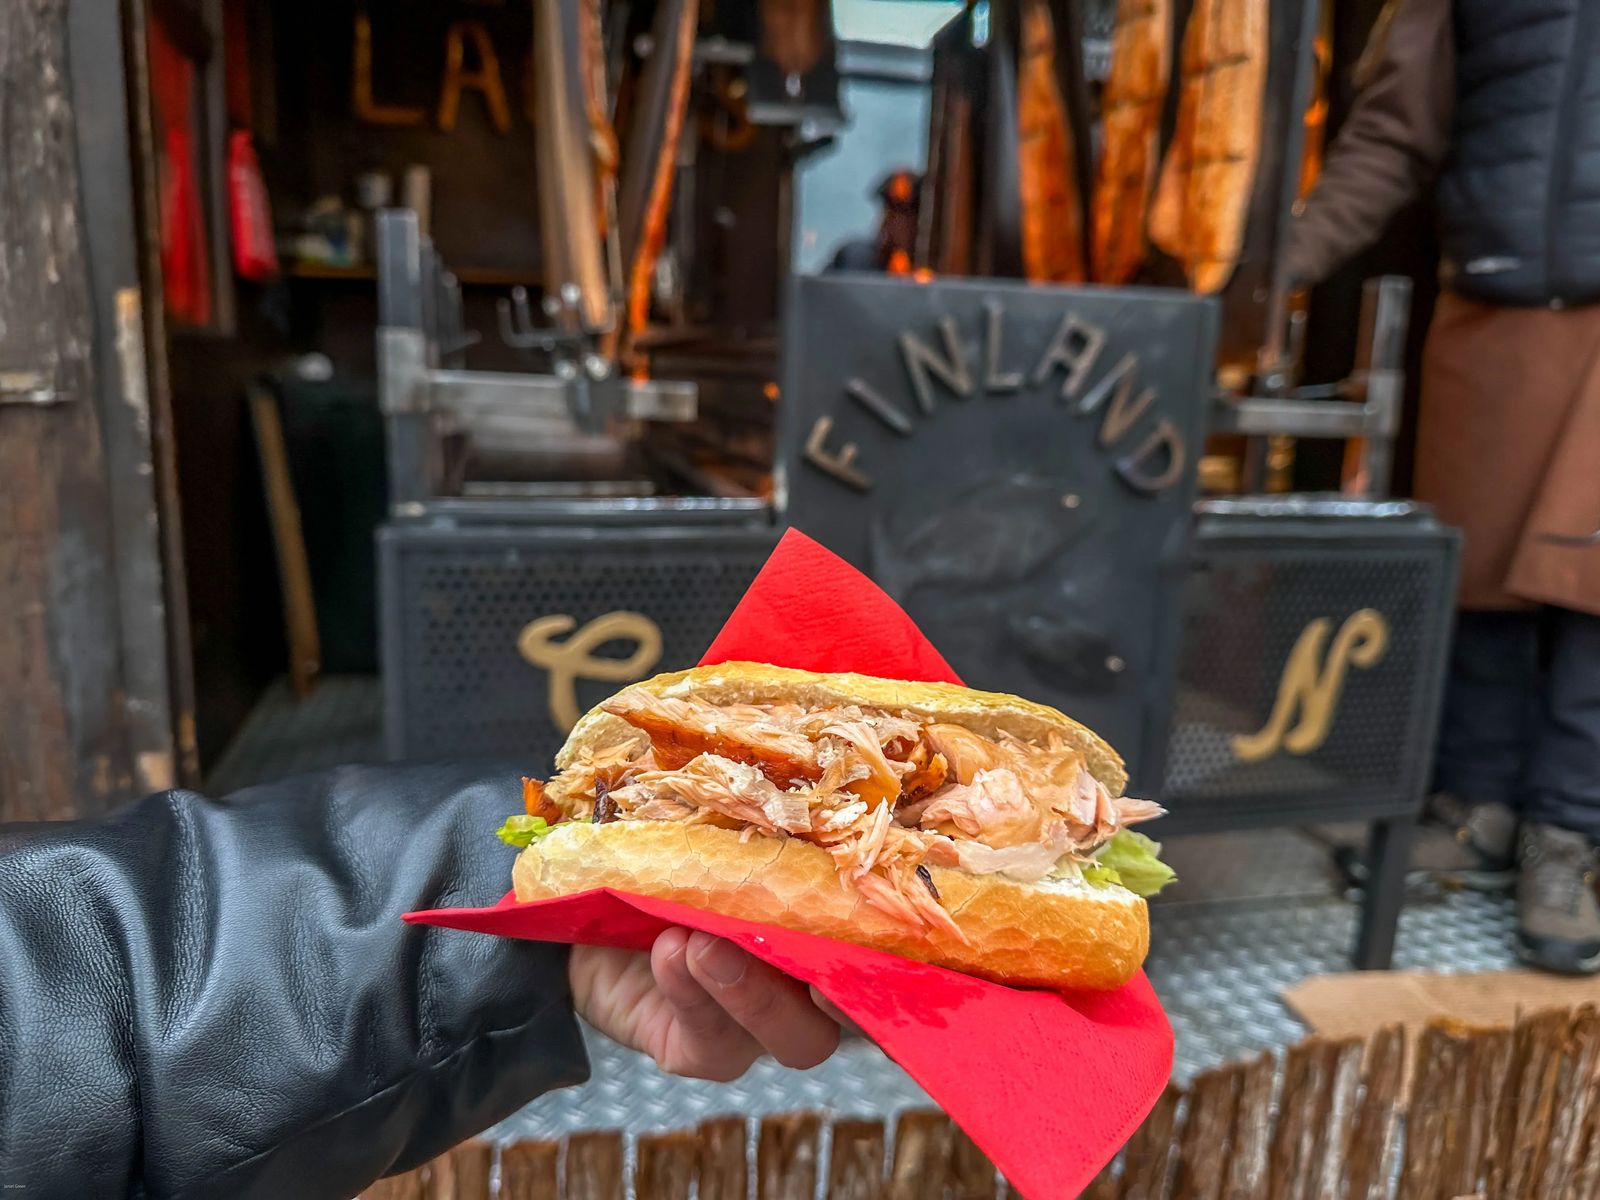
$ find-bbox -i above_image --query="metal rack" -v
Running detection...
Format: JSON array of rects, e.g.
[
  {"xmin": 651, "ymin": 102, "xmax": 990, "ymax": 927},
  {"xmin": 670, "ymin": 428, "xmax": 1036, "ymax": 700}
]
[
  {"xmin": 374, "ymin": 209, "xmax": 699, "ymax": 512},
  {"xmin": 1215, "ymin": 276, "xmax": 1413, "ymax": 498}
]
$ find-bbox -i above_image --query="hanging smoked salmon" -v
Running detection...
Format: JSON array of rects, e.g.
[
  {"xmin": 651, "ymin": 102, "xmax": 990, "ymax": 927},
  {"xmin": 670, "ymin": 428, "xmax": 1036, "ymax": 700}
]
[
  {"xmin": 1148, "ymin": 0, "xmax": 1268, "ymax": 295},
  {"xmin": 1092, "ymin": 0, "xmax": 1171, "ymax": 285},
  {"xmin": 1016, "ymin": 0, "xmax": 1088, "ymax": 284},
  {"xmin": 616, "ymin": 0, "xmax": 699, "ymax": 352}
]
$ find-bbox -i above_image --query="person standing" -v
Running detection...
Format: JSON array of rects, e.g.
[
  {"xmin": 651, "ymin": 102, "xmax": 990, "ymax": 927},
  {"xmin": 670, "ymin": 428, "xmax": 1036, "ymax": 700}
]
[{"xmin": 1286, "ymin": 0, "xmax": 1600, "ymax": 973}]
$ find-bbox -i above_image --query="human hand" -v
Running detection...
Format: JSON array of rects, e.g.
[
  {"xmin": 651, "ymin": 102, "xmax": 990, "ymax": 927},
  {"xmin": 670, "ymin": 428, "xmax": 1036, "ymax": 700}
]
[{"xmin": 570, "ymin": 929, "xmax": 843, "ymax": 1082}]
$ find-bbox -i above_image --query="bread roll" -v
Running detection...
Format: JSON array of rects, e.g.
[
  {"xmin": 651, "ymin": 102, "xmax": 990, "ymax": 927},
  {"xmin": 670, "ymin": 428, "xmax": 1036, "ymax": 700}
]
[{"xmin": 514, "ymin": 822, "xmax": 1149, "ymax": 991}]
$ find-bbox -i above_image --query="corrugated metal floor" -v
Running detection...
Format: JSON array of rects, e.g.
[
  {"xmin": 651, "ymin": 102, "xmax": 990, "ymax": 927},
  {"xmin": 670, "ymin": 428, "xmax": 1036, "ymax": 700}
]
[{"xmin": 210, "ymin": 677, "xmax": 1519, "ymax": 1137}]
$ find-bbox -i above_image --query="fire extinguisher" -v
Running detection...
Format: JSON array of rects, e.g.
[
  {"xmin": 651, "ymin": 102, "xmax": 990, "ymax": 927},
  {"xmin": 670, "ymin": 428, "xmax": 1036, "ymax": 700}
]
[{"xmin": 228, "ymin": 129, "xmax": 279, "ymax": 281}]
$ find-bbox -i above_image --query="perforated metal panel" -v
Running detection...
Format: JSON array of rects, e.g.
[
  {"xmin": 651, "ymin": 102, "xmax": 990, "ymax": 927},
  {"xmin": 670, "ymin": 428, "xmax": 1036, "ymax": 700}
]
[
  {"xmin": 1160, "ymin": 500, "xmax": 1460, "ymax": 828},
  {"xmin": 381, "ymin": 522, "xmax": 779, "ymax": 767}
]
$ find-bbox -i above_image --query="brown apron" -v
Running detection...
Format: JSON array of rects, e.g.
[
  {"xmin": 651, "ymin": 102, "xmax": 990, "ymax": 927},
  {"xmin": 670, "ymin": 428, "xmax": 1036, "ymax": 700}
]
[{"xmin": 1414, "ymin": 292, "xmax": 1600, "ymax": 617}]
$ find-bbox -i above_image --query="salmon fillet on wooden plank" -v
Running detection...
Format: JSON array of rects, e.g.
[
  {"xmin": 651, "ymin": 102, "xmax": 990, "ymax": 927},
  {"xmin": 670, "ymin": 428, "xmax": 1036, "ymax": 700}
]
[
  {"xmin": 1148, "ymin": 0, "xmax": 1268, "ymax": 294},
  {"xmin": 1017, "ymin": 0, "xmax": 1088, "ymax": 284},
  {"xmin": 1092, "ymin": 0, "xmax": 1171, "ymax": 284}
]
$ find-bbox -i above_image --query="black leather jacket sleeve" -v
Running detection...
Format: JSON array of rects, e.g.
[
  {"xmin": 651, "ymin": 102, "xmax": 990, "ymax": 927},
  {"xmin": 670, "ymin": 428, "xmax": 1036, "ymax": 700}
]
[{"xmin": 0, "ymin": 763, "xmax": 589, "ymax": 1200}]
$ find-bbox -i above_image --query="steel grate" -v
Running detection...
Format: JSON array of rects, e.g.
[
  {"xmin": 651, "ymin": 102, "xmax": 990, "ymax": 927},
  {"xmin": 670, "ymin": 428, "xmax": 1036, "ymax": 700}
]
[
  {"xmin": 383, "ymin": 526, "xmax": 778, "ymax": 767},
  {"xmin": 1163, "ymin": 530, "xmax": 1456, "ymax": 822}
]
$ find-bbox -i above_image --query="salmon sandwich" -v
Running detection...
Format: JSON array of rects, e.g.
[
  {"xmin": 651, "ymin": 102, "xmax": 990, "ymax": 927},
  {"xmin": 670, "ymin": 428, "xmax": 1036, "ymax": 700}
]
[{"xmin": 496, "ymin": 663, "xmax": 1174, "ymax": 990}]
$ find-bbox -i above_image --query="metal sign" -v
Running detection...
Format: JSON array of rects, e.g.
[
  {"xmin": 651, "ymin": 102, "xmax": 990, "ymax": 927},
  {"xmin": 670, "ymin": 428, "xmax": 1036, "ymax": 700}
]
[{"xmin": 778, "ymin": 274, "xmax": 1217, "ymax": 788}]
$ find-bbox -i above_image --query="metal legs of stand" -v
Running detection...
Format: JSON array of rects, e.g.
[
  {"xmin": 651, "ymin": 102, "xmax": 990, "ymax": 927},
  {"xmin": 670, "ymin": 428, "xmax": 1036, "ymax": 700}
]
[{"xmin": 1354, "ymin": 817, "xmax": 1417, "ymax": 969}]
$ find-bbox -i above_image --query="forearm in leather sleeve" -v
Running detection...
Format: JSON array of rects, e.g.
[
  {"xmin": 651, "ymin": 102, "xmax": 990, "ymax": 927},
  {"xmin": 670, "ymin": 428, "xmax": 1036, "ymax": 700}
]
[{"xmin": 0, "ymin": 763, "xmax": 589, "ymax": 1199}]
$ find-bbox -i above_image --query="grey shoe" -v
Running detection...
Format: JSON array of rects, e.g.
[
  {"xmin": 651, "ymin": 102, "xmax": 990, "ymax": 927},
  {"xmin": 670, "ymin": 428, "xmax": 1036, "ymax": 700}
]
[
  {"xmin": 1408, "ymin": 793, "xmax": 1518, "ymax": 890},
  {"xmin": 1324, "ymin": 794, "xmax": 1517, "ymax": 891},
  {"xmin": 1516, "ymin": 823, "xmax": 1600, "ymax": 975}
]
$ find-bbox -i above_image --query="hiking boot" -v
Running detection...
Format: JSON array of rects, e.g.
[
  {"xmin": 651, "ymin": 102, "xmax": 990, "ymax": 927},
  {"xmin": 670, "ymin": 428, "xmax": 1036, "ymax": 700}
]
[
  {"xmin": 1407, "ymin": 793, "xmax": 1518, "ymax": 890},
  {"xmin": 1329, "ymin": 793, "xmax": 1516, "ymax": 891},
  {"xmin": 1516, "ymin": 823, "xmax": 1600, "ymax": 976}
]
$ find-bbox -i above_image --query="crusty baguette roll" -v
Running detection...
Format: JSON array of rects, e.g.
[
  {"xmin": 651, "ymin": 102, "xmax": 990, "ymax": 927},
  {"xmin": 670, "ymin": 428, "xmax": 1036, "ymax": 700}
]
[
  {"xmin": 515, "ymin": 663, "xmax": 1153, "ymax": 991},
  {"xmin": 557, "ymin": 661, "xmax": 1129, "ymax": 795},
  {"xmin": 514, "ymin": 821, "xmax": 1149, "ymax": 991}
]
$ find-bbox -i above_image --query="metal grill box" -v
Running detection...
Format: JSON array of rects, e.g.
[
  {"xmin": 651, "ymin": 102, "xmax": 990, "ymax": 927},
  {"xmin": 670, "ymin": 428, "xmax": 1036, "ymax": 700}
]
[
  {"xmin": 1161, "ymin": 498, "xmax": 1461, "ymax": 831},
  {"xmin": 380, "ymin": 516, "xmax": 779, "ymax": 767}
]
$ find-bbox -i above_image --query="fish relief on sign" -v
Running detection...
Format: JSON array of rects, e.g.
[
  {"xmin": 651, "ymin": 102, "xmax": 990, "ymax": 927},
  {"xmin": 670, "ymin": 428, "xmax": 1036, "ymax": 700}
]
[
  {"xmin": 804, "ymin": 298, "xmax": 1191, "ymax": 704},
  {"xmin": 1231, "ymin": 610, "xmax": 1390, "ymax": 763}
]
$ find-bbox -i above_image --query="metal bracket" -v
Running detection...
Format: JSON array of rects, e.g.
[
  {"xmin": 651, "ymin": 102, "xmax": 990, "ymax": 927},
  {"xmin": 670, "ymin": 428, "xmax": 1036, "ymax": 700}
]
[
  {"xmin": 0, "ymin": 370, "xmax": 63, "ymax": 406},
  {"xmin": 377, "ymin": 328, "xmax": 430, "ymax": 415},
  {"xmin": 1214, "ymin": 276, "xmax": 1412, "ymax": 498}
]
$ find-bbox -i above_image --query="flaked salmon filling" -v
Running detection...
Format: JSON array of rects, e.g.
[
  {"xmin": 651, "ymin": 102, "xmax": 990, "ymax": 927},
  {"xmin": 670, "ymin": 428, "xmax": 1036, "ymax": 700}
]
[{"xmin": 531, "ymin": 689, "xmax": 1163, "ymax": 934}]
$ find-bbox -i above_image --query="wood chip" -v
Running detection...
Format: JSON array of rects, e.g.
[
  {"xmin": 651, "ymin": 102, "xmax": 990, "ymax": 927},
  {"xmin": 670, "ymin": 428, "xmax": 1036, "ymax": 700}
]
[
  {"xmin": 698, "ymin": 1117, "xmax": 749, "ymax": 1200},
  {"xmin": 1222, "ymin": 1053, "xmax": 1275, "ymax": 1200},
  {"xmin": 1174, "ymin": 1064, "xmax": 1242, "ymax": 1200},
  {"xmin": 635, "ymin": 1131, "xmax": 698, "ymax": 1200},
  {"xmin": 1345, "ymin": 1025, "xmax": 1406, "ymax": 1200},
  {"xmin": 827, "ymin": 1119, "xmax": 886, "ymax": 1200},
  {"xmin": 888, "ymin": 1109, "xmax": 954, "ymax": 1199},
  {"xmin": 360, "ymin": 1169, "xmax": 427, "ymax": 1200},
  {"xmin": 499, "ymin": 1141, "xmax": 559, "ymax": 1200},
  {"xmin": 565, "ymin": 1131, "xmax": 625, "ymax": 1200},
  {"xmin": 950, "ymin": 1124, "xmax": 998, "ymax": 1200},
  {"xmin": 1121, "ymin": 1085, "xmax": 1182, "ymax": 1200},
  {"xmin": 758, "ymin": 1112, "xmax": 822, "ymax": 1200}
]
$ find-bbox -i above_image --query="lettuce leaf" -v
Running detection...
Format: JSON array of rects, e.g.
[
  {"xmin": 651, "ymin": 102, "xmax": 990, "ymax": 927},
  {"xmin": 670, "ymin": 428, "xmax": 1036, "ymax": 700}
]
[
  {"xmin": 1081, "ymin": 863, "xmax": 1122, "ymax": 888},
  {"xmin": 496, "ymin": 814, "xmax": 554, "ymax": 848},
  {"xmin": 1088, "ymin": 830, "xmax": 1176, "ymax": 897}
]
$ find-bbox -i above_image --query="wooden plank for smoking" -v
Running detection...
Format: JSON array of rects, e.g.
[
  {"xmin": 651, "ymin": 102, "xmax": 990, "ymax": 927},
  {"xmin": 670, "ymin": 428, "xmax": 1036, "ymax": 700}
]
[
  {"xmin": 1452, "ymin": 1024, "xmax": 1513, "ymax": 1199},
  {"xmin": 500, "ymin": 1140, "xmax": 560, "ymax": 1200},
  {"xmin": 1222, "ymin": 1054, "xmax": 1275, "ymax": 1200},
  {"xmin": 950, "ymin": 1124, "xmax": 998, "ymax": 1200},
  {"xmin": 565, "ymin": 1131, "xmax": 625, "ymax": 1200},
  {"xmin": 1267, "ymin": 1041, "xmax": 1330, "ymax": 1200},
  {"xmin": 247, "ymin": 386, "xmax": 321, "ymax": 697},
  {"xmin": 1398, "ymin": 1020, "xmax": 1474, "ymax": 1200},
  {"xmin": 1310, "ymin": 1038, "xmax": 1365, "ymax": 1200},
  {"xmin": 424, "ymin": 1152, "xmax": 456, "ymax": 1200},
  {"xmin": 1537, "ymin": 1006, "xmax": 1600, "ymax": 1200},
  {"xmin": 698, "ymin": 1117, "xmax": 749, "ymax": 1200},
  {"xmin": 758, "ymin": 1112, "xmax": 822, "ymax": 1200},
  {"xmin": 636, "ymin": 1131, "xmax": 698, "ymax": 1200},
  {"xmin": 1343, "ymin": 1025, "xmax": 1406, "ymax": 1200},
  {"xmin": 1565, "ymin": 1076, "xmax": 1600, "ymax": 1200},
  {"xmin": 1079, "ymin": 1163, "xmax": 1119, "ymax": 1200},
  {"xmin": 361, "ymin": 1168, "xmax": 428, "ymax": 1200},
  {"xmin": 827, "ymin": 1119, "xmax": 886, "ymax": 1200},
  {"xmin": 429, "ymin": 1140, "xmax": 491, "ymax": 1200},
  {"xmin": 1120, "ymin": 1084, "xmax": 1182, "ymax": 1200},
  {"xmin": 888, "ymin": 1109, "xmax": 954, "ymax": 1199},
  {"xmin": 1492, "ymin": 1009, "xmax": 1572, "ymax": 1199},
  {"xmin": 1174, "ymin": 1064, "xmax": 1242, "ymax": 1200}
]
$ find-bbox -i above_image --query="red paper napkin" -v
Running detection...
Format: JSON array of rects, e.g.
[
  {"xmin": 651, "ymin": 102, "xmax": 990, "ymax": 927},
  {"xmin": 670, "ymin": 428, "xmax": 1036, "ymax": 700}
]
[{"xmin": 406, "ymin": 529, "xmax": 1172, "ymax": 1198}]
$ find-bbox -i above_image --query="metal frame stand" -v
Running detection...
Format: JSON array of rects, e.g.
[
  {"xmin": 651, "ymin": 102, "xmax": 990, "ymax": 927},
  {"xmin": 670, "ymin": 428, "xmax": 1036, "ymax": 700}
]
[
  {"xmin": 1355, "ymin": 818, "xmax": 1419, "ymax": 968},
  {"xmin": 1209, "ymin": 275, "xmax": 1438, "ymax": 970},
  {"xmin": 1212, "ymin": 275, "xmax": 1412, "ymax": 499}
]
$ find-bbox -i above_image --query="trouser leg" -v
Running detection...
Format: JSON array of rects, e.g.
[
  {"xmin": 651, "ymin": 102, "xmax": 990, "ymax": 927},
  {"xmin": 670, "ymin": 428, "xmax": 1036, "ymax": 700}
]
[
  {"xmin": 1432, "ymin": 610, "xmax": 1542, "ymax": 809},
  {"xmin": 1521, "ymin": 607, "xmax": 1600, "ymax": 841}
]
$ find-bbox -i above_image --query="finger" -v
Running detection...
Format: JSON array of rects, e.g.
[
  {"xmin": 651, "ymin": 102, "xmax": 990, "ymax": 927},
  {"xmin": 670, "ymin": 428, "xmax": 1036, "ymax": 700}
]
[
  {"xmin": 686, "ymin": 932, "xmax": 841, "ymax": 1070},
  {"xmin": 649, "ymin": 929, "xmax": 761, "ymax": 1080},
  {"xmin": 808, "ymin": 985, "xmax": 856, "ymax": 1031}
]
